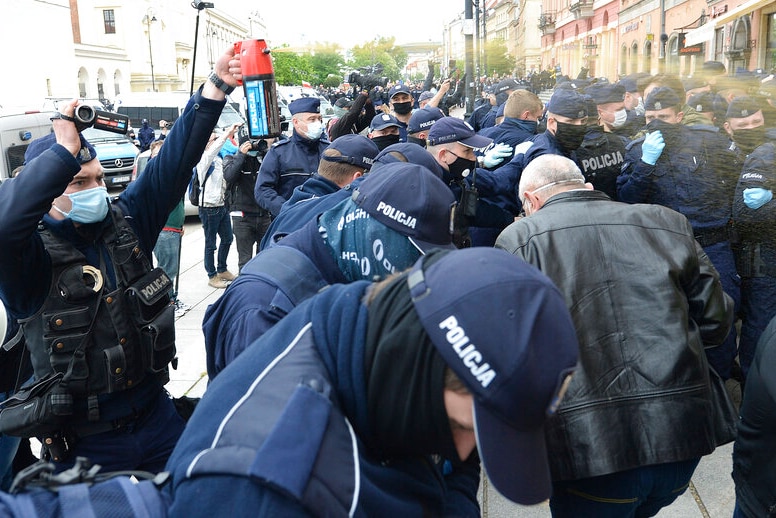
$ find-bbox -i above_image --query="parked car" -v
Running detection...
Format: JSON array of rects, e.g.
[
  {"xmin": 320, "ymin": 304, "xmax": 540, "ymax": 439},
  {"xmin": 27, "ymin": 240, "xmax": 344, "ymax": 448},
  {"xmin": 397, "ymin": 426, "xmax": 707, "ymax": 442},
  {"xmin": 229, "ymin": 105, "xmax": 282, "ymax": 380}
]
[
  {"xmin": 80, "ymin": 126, "xmax": 139, "ymax": 189},
  {"xmin": 131, "ymin": 149, "xmax": 198, "ymax": 217}
]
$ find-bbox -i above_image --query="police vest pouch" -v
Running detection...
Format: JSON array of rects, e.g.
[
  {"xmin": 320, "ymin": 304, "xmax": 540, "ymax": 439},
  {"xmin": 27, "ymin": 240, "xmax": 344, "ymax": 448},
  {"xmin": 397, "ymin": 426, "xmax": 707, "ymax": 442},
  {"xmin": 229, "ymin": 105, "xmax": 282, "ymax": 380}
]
[
  {"xmin": 43, "ymin": 307, "xmax": 93, "ymax": 334},
  {"xmin": 47, "ymin": 332, "xmax": 90, "ymax": 379},
  {"xmin": 125, "ymin": 268, "xmax": 173, "ymax": 325},
  {"xmin": 0, "ymin": 373, "xmax": 71, "ymax": 437},
  {"xmin": 139, "ymin": 305, "xmax": 175, "ymax": 374}
]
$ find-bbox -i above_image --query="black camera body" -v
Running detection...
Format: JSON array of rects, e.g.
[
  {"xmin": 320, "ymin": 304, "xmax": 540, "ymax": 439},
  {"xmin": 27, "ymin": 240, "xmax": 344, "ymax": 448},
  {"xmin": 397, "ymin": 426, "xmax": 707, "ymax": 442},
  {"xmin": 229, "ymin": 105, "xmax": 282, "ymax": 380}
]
[
  {"xmin": 348, "ymin": 65, "xmax": 389, "ymax": 92},
  {"xmin": 73, "ymin": 104, "xmax": 130, "ymax": 135},
  {"xmin": 250, "ymin": 139, "xmax": 268, "ymax": 154}
]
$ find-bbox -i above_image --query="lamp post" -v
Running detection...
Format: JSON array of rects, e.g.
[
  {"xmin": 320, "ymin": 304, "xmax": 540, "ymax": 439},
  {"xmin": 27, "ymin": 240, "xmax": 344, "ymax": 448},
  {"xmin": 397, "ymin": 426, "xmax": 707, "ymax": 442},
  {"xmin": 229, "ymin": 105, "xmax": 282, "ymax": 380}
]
[
  {"xmin": 464, "ymin": 0, "xmax": 475, "ymax": 117},
  {"xmin": 190, "ymin": 1, "xmax": 215, "ymax": 96},
  {"xmin": 144, "ymin": 10, "xmax": 157, "ymax": 92}
]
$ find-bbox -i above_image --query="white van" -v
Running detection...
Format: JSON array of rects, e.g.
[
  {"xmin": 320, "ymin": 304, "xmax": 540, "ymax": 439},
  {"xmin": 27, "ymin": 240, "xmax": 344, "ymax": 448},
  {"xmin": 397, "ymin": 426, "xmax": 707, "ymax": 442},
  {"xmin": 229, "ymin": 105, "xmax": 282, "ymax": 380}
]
[{"xmin": 0, "ymin": 111, "xmax": 55, "ymax": 183}]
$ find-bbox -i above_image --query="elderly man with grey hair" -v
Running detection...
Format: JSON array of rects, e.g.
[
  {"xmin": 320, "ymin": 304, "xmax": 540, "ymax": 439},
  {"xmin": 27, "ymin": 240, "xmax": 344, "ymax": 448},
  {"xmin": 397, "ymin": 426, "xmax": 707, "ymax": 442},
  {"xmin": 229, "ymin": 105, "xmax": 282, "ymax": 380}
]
[{"xmin": 496, "ymin": 154, "xmax": 736, "ymax": 517}]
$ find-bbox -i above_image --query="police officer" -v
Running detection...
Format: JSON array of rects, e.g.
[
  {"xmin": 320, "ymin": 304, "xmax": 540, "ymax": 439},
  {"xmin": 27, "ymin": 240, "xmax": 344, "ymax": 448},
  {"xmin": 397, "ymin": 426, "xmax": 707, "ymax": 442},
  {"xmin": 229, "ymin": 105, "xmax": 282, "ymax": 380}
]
[
  {"xmin": 618, "ymin": 87, "xmax": 741, "ymax": 379},
  {"xmin": 406, "ymin": 106, "xmax": 445, "ymax": 147},
  {"xmin": 0, "ymin": 46, "xmax": 241, "ymax": 471},
  {"xmin": 687, "ymin": 91, "xmax": 728, "ymax": 129},
  {"xmin": 259, "ymin": 134, "xmax": 379, "ymax": 250},
  {"xmin": 480, "ymin": 78, "xmax": 524, "ymax": 131},
  {"xmin": 368, "ymin": 113, "xmax": 402, "ymax": 151},
  {"xmin": 485, "ymin": 88, "xmax": 589, "ymax": 217},
  {"xmin": 255, "ymin": 97, "xmax": 329, "ymax": 218},
  {"xmin": 479, "ymin": 89, "xmax": 544, "ymax": 158},
  {"xmin": 222, "ymin": 128, "xmax": 273, "ymax": 273},
  {"xmin": 574, "ymin": 85, "xmax": 630, "ymax": 199},
  {"xmin": 168, "ymin": 248, "xmax": 580, "ymax": 517},
  {"xmin": 731, "ymin": 124, "xmax": 776, "ymax": 378},
  {"xmin": 205, "ymin": 163, "xmax": 456, "ymax": 378},
  {"xmin": 724, "ymin": 96, "xmax": 767, "ymax": 169},
  {"xmin": 426, "ymin": 117, "xmax": 514, "ymax": 247},
  {"xmin": 386, "ymin": 84, "xmax": 413, "ymax": 141},
  {"xmin": 467, "ymin": 86, "xmax": 496, "ymax": 132}
]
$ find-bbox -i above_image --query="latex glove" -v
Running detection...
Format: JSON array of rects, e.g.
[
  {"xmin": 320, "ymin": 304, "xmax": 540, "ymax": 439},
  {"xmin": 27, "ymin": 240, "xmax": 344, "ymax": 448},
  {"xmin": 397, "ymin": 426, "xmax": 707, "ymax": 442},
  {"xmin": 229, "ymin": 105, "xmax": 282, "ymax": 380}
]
[
  {"xmin": 743, "ymin": 187, "xmax": 773, "ymax": 209},
  {"xmin": 481, "ymin": 143, "xmax": 513, "ymax": 168},
  {"xmin": 641, "ymin": 131, "xmax": 665, "ymax": 165}
]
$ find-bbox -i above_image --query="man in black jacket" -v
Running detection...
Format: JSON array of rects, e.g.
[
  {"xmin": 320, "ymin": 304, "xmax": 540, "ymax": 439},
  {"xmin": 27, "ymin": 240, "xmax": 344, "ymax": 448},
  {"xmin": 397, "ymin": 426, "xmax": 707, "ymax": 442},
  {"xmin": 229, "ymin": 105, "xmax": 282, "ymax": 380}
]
[
  {"xmin": 496, "ymin": 154, "xmax": 736, "ymax": 517},
  {"xmin": 222, "ymin": 129, "xmax": 274, "ymax": 273},
  {"xmin": 732, "ymin": 314, "xmax": 776, "ymax": 517}
]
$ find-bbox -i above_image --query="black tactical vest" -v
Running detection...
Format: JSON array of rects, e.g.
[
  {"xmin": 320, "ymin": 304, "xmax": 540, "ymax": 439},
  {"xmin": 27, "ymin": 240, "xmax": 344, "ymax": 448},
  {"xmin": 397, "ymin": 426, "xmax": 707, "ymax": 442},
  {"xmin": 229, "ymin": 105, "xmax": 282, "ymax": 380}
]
[{"xmin": 19, "ymin": 208, "xmax": 175, "ymax": 405}]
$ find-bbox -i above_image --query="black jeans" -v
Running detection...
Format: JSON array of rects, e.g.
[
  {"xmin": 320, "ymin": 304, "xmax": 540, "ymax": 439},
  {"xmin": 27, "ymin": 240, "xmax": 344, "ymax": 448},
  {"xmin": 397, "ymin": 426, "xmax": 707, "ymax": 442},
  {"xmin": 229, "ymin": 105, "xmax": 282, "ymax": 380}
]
[{"xmin": 232, "ymin": 212, "xmax": 272, "ymax": 273}]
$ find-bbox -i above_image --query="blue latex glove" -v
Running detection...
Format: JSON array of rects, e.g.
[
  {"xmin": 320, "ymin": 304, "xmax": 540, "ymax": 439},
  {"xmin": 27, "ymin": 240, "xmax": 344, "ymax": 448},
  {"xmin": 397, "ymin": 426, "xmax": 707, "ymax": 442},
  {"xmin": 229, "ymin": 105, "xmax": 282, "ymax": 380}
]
[
  {"xmin": 481, "ymin": 143, "xmax": 513, "ymax": 168},
  {"xmin": 743, "ymin": 187, "xmax": 773, "ymax": 209},
  {"xmin": 641, "ymin": 131, "xmax": 665, "ymax": 165}
]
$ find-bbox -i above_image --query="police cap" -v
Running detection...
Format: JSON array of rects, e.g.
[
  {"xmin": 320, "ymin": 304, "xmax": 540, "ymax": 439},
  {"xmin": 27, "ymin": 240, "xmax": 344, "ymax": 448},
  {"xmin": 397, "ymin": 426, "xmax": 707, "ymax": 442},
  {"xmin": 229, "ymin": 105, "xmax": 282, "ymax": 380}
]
[
  {"xmin": 546, "ymin": 89, "xmax": 587, "ymax": 119},
  {"xmin": 289, "ymin": 97, "xmax": 321, "ymax": 115},
  {"xmin": 644, "ymin": 87, "xmax": 681, "ymax": 111}
]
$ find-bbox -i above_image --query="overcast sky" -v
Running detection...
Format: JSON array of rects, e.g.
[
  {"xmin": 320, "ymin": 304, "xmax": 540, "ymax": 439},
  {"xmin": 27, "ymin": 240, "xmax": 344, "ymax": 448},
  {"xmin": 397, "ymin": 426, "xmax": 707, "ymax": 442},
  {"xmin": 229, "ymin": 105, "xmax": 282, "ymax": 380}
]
[{"xmin": 243, "ymin": 2, "xmax": 464, "ymax": 49}]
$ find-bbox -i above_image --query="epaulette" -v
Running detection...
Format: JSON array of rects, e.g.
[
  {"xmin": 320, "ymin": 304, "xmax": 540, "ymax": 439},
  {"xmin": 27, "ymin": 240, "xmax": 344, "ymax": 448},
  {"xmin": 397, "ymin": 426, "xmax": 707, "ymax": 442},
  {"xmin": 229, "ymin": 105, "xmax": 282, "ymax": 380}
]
[{"xmin": 272, "ymin": 139, "xmax": 290, "ymax": 148}]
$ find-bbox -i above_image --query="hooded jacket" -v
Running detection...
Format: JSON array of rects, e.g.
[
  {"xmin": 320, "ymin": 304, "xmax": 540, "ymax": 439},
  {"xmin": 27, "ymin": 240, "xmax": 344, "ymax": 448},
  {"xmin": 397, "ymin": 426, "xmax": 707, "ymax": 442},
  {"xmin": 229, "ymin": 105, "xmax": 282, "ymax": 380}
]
[{"xmin": 496, "ymin": 190, "xmax": 735, "ymax": 480}]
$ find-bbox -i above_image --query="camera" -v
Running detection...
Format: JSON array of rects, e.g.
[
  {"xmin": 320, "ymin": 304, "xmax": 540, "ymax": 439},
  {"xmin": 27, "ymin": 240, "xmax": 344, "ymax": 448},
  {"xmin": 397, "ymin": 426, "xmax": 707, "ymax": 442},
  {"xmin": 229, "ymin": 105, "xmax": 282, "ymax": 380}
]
[
  {"xmin": 72, "ymin": 103, "xmax": 131, "ymax": 135},
  {"xmin": 347, "ymin": 64, "xmax": 389, "ymax": 92},
  {"xmin": 250, "ymin": 139, "xmax": 268, "ymax": 154}
]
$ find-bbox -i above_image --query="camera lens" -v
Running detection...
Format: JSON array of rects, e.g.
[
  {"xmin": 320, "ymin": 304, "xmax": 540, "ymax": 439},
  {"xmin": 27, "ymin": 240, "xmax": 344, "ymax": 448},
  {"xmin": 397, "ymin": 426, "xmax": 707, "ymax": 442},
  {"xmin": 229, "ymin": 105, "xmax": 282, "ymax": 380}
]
[{"xmin": 74, "ymin": 104, "xmax": 95, "ymax": 124}]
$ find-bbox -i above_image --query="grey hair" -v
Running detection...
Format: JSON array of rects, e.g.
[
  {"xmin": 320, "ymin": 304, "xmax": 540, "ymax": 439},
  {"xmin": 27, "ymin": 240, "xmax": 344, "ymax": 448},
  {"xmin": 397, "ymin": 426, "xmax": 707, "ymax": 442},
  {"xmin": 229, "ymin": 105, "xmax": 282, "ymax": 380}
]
[{"xmin": 518, "ymin": 154, "xmax": 585, "ymax": 202}]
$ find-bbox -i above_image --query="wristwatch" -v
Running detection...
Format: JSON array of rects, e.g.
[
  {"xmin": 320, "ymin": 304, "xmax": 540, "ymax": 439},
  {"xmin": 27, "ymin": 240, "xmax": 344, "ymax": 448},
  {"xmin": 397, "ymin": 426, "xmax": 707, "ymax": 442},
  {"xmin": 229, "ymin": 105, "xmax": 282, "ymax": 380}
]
[{"xmin": 208, "ymin": 71, "xmax": 235, "ymax": 95}]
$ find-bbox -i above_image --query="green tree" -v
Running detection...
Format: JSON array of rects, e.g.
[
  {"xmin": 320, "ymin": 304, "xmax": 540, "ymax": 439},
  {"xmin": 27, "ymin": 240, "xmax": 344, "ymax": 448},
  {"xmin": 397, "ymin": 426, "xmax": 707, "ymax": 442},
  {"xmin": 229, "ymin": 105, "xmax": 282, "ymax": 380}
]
[
  {"xmin": 271, "ymin": 48, "xmax": 315, "ymax": 85},
  {"xmin": 309, "ymin": 44, "xmax": 347, "ymax": 86},
  {"xmin": 349, "ymin": 37, "xmax": 407, "ymax": 81},
  {"xmin": 483, "ymin": 38, "xmax": 516, "ymax": 78}
]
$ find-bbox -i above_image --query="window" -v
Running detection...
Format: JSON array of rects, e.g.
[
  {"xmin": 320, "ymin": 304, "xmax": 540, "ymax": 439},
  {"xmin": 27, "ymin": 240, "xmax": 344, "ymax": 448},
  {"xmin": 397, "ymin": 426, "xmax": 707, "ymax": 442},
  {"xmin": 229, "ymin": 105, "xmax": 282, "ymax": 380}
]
[
  {"xmin": 766, "ymin": 14, "xmax": 776, "ymax": 71},
  {"xmin": 103, "ymin": 10, "xmax": 116, "ymax": 34},
  {"xmin": 714, "ymin": 28, "xmax": 725, "ymax": 63}
]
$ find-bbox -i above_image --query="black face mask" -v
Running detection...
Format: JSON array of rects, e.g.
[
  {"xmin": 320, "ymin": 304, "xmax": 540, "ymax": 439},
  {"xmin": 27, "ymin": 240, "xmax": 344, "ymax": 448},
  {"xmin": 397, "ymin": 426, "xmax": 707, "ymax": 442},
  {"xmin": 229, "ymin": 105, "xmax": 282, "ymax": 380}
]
[
  {"xmin": 372, "ymin": 134, "xmax": 401, "ymax": 151},
  {"xmin": 392, "ymin": 101, "xmax": 413, "ymax": 115},
  {"xmin": 733, "ymin": 126, "xmax": 766, "ymax": 155},
  {"xmin": 645, "ymin": 119, "xmax": 682, "ymax": 143},
  {"xmin": 407, "ymin": 135, "xmax": 427, "ymax": 147},
  {"xmin": 447, "ymin": 154, "xmax": 476, "ymax": 181},
  {"xmin": 554, "ymin": 121, "xmax": 587, "ymax": 154}
]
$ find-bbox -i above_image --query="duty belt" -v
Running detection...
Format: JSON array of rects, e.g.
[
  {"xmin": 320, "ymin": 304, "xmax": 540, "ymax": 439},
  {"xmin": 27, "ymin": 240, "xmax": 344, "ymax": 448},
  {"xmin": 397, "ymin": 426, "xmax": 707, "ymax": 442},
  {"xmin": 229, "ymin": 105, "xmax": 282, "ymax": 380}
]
[
  {"xmin": 734, "ymin": 241, "xmax": 776, "ymax": 278},
  {"xmin": 694, "ymin": 226, "xmax": 729, "ymax": 248}
]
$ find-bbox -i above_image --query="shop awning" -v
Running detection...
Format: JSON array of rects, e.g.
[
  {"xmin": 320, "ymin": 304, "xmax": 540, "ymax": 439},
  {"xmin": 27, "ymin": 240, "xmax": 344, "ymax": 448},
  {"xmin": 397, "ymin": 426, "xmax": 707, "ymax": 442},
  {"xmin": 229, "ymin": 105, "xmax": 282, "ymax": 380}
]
[{"xmin": 684, "ymin": 0, "xmax": 773, "ymax": 45}]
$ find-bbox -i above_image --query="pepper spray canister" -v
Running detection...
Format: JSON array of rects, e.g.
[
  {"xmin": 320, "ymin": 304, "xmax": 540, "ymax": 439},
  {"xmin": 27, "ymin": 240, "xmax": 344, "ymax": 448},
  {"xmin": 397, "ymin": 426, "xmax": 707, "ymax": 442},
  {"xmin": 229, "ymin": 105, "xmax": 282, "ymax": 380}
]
[{"xmin": 234, "ymin": 39, "xmax": 282, "ymax": 139}]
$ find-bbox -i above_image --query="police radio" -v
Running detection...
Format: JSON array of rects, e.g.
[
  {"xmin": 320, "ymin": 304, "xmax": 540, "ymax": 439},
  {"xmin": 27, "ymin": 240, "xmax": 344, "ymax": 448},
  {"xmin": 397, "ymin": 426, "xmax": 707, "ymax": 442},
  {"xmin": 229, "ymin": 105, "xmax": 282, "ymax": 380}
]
[{"xmin": 234, "ymin": 39, "xmax": 283, "ymax": 139}]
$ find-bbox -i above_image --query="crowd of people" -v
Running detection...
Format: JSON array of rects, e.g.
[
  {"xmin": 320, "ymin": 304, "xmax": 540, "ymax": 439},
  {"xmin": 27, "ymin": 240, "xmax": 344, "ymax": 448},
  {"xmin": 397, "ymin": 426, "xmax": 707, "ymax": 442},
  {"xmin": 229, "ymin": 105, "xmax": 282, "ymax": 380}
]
[{"xmin": 0, "ymin": 44, "xmax": 774, "ymax": 517}]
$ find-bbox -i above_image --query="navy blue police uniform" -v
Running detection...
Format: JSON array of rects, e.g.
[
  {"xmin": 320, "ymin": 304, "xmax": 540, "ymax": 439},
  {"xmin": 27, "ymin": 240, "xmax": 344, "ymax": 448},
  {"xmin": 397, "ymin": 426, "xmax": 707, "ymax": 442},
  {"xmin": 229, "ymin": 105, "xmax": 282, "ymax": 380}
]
[
  {"xmin": 618, "ymin": 87, "xmax": 740, "ymax": 378},
  {"xmin": 255, "ymin": 97, "xmax": 329, "ymax": 217},
  {"xmin": 731, "ymin": 139, "xmax": 776, "ymax": 377},
  {"xmin": 0, "ymin": 88, "xmax": 224, "ymax": 470}
]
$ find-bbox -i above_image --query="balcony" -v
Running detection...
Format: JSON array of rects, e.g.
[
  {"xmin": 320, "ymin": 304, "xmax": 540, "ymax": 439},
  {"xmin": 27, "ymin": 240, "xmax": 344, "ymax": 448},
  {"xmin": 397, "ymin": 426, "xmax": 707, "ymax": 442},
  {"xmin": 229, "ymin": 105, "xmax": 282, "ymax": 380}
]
[
  {"xmin": 538, "ymin": 13, "xmax": 556, "ymax": 34},
  {"xmin": 569, "ymin": 0, "xmax": 594, "ymax": 19}
]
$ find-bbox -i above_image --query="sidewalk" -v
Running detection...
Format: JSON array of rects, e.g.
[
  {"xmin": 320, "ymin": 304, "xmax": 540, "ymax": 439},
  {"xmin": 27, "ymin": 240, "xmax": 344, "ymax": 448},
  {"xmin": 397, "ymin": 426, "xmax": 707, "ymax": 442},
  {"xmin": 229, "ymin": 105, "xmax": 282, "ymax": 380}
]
[{"xmin": 168, "ymin": 220, "xmax": 738, "ymax": 517}]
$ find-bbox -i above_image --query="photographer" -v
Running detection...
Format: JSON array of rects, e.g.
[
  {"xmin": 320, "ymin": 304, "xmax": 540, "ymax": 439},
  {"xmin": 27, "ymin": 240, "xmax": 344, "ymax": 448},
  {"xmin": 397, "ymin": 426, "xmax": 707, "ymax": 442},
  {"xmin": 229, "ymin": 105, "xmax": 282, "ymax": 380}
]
[
  {"xmin": 327, "ymin": 91, "xmax": 375, "ymax": 141},
  {"xmin": 157, "ymin": 119, "xmax": 170, "ymax": 141},
  {"xmin": 223, "ymin": 128, "xmax": 274, "ymax": 273},
  {"xmin": 0, "ymin": 45, "xmax": 241, "ymax": 472}
]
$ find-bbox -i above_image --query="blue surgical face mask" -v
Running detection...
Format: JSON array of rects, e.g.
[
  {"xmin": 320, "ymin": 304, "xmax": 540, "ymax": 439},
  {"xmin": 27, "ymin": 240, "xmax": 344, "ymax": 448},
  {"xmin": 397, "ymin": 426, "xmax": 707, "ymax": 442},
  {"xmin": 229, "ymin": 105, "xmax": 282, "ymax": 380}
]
[{"xmin": 54, "ymin": 186, "xmax": 109, "ymax": 224}]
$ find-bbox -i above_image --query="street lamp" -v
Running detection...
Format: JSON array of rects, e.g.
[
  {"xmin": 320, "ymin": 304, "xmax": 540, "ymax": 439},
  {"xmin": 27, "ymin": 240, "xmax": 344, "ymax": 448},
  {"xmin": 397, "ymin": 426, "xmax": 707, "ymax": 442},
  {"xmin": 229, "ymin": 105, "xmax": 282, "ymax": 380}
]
[
  {"xmin": 144, "ymin": 10, "xmax": 157, "ymax": 92},
  {"xmin": 190, "ymin": 0, "xmax": 215, "ymax": 96}
]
